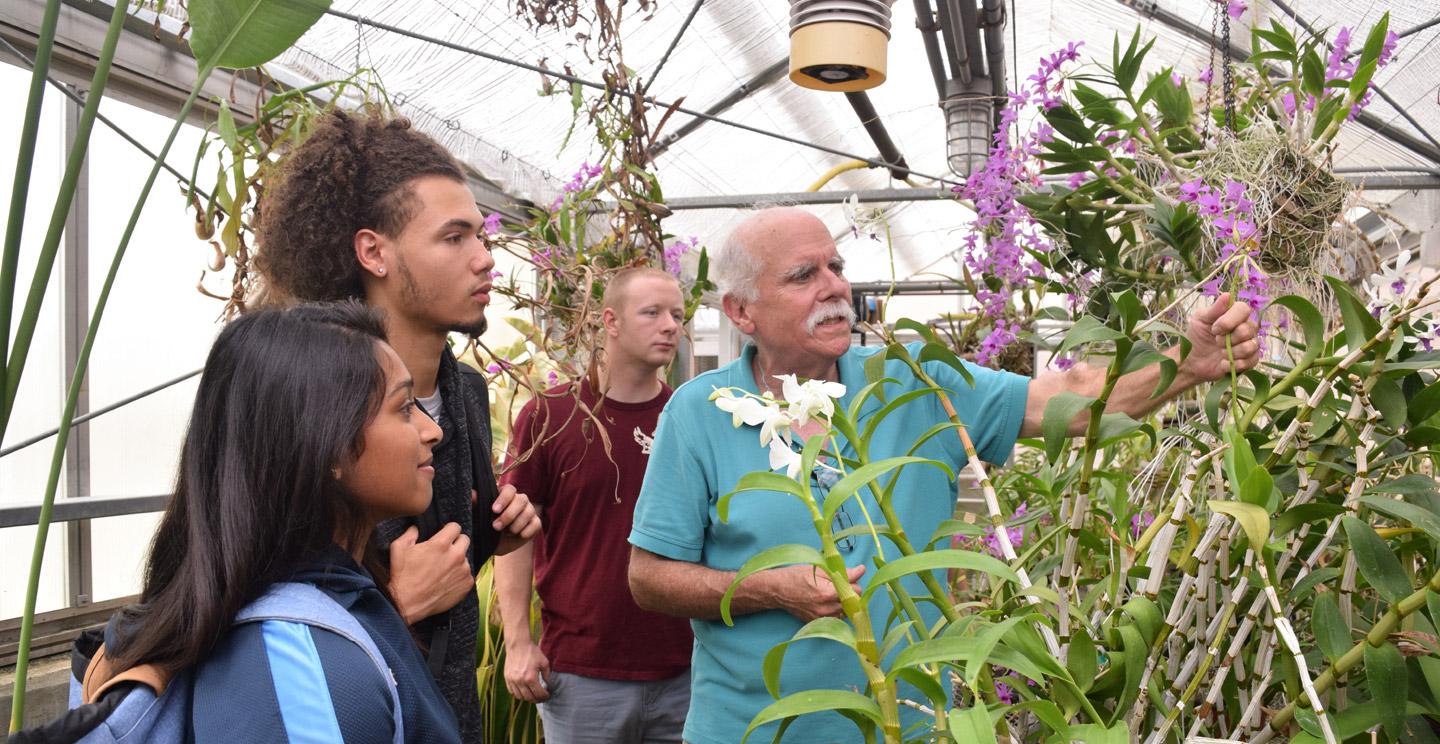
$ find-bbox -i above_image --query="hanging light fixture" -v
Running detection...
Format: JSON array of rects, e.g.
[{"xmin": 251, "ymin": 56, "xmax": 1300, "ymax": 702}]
[
  {"xmin": 789, "ymin": 0, "xmax": 896, "ymax": 92},
  {"xmin": 943, "ymin": 79, "xmax": 994, "ymax": 179}
]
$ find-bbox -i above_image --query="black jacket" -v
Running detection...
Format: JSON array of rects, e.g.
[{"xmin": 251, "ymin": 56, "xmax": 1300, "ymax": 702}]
[{"xmin": 375, "ymin": 348, "xmax": 500, "ymax": 742}]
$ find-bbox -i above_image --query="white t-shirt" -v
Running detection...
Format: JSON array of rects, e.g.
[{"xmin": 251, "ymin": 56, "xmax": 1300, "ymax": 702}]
[{"xmin": 417, "ymin": 389, "xmax": 444, "ymax": 426}]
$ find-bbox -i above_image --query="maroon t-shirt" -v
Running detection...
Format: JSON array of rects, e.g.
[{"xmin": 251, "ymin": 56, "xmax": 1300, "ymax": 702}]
[{"xmin": 501, "ymin": 382, "xmax": 693, "ymax": 680}]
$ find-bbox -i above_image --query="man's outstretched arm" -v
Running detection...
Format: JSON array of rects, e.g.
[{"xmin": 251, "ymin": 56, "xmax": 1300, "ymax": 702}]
[{"xmin": 1020, "ymin": 293, "xmax": 1260, "ymax": 438}]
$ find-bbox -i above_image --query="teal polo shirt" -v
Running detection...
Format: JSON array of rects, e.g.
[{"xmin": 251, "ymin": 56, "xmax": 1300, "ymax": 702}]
[{"xmin": 629, "ymin": 343, "xmax": 1029, "ymax": 744}]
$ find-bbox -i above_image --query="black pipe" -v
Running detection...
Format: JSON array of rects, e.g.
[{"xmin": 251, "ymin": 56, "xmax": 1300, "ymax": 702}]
[
  {"xmin": 954, "ymin": 0, "xmax": 986, "ymax": 81},
  {"xmin": 649, "ymin": 58, "xmax": 788, "ymax": 158},
  {"xmin": 933, "ymin": 0, "xmax": 966, "ymax": 83},
  {"xmin": 844, "ymin": 92, "xmax": 912, "ymax": 181},
  {"xmin": 980, "ymin": 0, "xmax": 1007, "ymax": 118},
  {"xmin": 912, "ymin": 0, "xmax": 949, "ymax": 100}
]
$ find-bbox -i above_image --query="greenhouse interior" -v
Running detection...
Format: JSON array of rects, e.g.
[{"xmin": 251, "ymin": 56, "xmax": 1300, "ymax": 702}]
[{"xmin": 2, "ymin": 0, "xmax": 1440, "ymax": 741}]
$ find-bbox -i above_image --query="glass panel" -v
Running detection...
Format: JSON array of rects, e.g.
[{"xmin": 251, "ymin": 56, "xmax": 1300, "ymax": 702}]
[
  {"xmin": 83, "ymin": 95, "xmax": 223, "ymax": 603},
  {"xmin": 0, "ymin": 60, "xmax": 71, "ymax": 619}
]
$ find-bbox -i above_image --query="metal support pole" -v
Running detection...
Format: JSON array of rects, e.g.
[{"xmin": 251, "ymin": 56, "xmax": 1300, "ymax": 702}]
[
  {"xmin": 649, "ymin": 58, "xmax": 788, "ymax": 159},
  {"xmin": 912, "ymin": 0, "xmax": 949, "ymax": 100},
  {"xmin": 61, "ymin": 84, "xmax": 91, "ymax": 609},
  {"xmin": 656, "ymin": 172, "xmax": 1440, "ymax": 211},
  {"xmin": 843, "ymin": 92, "xmax": 912, "ymax": 180}
]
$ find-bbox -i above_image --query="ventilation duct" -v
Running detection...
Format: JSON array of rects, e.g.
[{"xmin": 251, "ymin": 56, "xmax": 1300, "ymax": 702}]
[{"xmin": 788, "ymin": 0, "xmax": 896, "ymax": 92}]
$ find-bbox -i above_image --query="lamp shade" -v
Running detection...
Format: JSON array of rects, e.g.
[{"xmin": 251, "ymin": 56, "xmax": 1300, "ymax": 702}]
[
  {"xmin": 944, "ymin": 89, "xmax": 994, "ymax": 178},
  {"xmin": 789, "ymin": 0, "xmax": 895, "ymax": 92}
]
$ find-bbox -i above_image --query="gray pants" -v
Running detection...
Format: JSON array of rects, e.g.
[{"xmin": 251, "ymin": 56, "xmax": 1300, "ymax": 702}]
[{"xmin": 538, "ymin": 669, "xmax": 691, "ymax": 744}]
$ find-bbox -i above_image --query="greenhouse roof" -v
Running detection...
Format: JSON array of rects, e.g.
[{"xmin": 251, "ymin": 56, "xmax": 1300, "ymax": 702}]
[{"xmin": 103, "ymin": 0, "xmax": 1440, "ymax": 281}]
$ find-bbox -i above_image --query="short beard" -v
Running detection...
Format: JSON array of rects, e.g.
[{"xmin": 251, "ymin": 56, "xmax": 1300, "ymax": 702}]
[
  {"xmin": 804, "ymin": 299, "xmax": 857, "ymax": 335},
  {"xmin": 395, "ymin": 255, "xmax": 487, "ymax": 337}
]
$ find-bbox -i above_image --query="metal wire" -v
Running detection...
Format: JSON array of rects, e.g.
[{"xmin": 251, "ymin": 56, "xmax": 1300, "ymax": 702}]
[
  {"xmin": 0, "ymin": 36, "xmax": 209, "ymax": 202},
  {"xmin": 648, "ymin": 0, "xmax": 705, "ymax": 89},
  {"xmin": 0, "ymin": 368, "xmax": 202, "ymax": 459},
  {"xmin": 323, "ymin": 9, "xmax": 961, "ymax": 187}
]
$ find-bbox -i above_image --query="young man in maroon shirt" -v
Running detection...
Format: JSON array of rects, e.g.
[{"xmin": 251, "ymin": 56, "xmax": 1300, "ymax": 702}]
[{"xmin": 495, "ymin": 268, "xmax": 694, "ymax": 743}]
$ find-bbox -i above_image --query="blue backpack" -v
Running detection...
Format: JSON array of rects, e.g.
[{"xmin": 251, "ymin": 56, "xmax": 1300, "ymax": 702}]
[{"xmin": 11, "ymin": 582, "xmax": 403, "ymax": 744}]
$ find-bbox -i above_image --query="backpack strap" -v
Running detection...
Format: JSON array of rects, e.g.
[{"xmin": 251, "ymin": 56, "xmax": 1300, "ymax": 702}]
[
  {"xmin": 81, "ymin": 645, "xmax": 171, "ymax": 705},
  {"xmin": 234, "ymin": 582, "xmax": 404, "ymax": 744}
]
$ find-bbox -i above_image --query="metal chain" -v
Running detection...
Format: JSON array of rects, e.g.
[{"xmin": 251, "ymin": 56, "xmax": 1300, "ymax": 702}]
[
  {"xmin": 1203, "ymin": 4, "xmax": 1219, "ymax": 144},
  {"xmin": 1221, "ymin": 2, "xmax": 1235, "ymax": 132}
]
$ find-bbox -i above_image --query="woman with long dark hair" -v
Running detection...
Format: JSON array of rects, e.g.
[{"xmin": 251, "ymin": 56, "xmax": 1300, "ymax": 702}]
[{"xmin": 20, "ymin": 301, "xmax": 462, "ymax": 743}]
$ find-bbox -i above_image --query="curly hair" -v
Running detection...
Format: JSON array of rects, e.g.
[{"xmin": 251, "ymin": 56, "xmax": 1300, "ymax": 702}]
[{"xmin": 255, "ymin": 110, "xmax": 466, "ymax": 302}]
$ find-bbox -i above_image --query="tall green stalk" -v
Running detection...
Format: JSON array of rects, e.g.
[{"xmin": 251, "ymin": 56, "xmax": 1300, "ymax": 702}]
[
  {"xmin": 0, "ymin": 0, "xmax": 129, "ymax": 437},
  {"xmin": 0, "ymin": 0, "xmax": 62, "ymax": 432},
  {"xmin": 8, "ymin": 0, "xmax": 134, "ymax": 729}
]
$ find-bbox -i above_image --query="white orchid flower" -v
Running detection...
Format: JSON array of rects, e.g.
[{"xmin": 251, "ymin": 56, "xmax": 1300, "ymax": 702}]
[
  {"xmin": 714, "ymin": 390, "xmax": 770, "ymax": 428},
  {"xmin": 1364, "ymin": 248, "xmax": 1415, "ymax": 311},
  {"xmin": 777, "ymin": 374, "xmax": 846, "ymax": 426},
  {"xmin": 842, "ymin": 193, "xmax": 886, "ymax": 242},
  {"xmin": 768, "ymin": 435, "xmax": 804, "ymax": 479},
  {"xmin": 713, "ymin": 387, "xmax": 792, "ymax": 445}
]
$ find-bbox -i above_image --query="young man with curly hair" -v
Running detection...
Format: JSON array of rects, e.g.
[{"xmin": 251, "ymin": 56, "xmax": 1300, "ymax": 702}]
[
  {"xmin": 256, "ymin": 110, "xmax": 541, "ymax": 741},
  {"xmin": 495, "ymin": 268, "xmax": 694, "ymax": 744}
]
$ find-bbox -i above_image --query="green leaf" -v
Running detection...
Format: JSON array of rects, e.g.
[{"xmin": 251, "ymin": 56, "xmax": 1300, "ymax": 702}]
[
  {"xmin": 1009, "ymin": 700, "xmax": 1070, "ymax": 736},
  {"xmin": 1221, "ymin": 424, "xmax": 1258, "ymax": 492},
  {"xmin": 1361, "ymin": 495, "xmax": 1440, "ymax": 545},
  {"xmin": 964, "ymin": 615, "xmax": 1037, "ymax": 687},
  {"xmin": 1066, "ymin": 625, "xmax": 1099, "ymax": 692},
  {"xmin": 863, "ymin": 550, "xmax": 1019, "ymax": 603},
  {"xmin": 1301, "ymin": 48, "xmax": 1325, "ymax": 96},
  {"xmin": 188, "ymin": 0, "xmax": 331, "ymax": 70},
  {"xmin": 917, "ymin": 342, "xmax": 975, "ymax": 389},
  {"xmin": 1324, "ymin": 276, "xmax": 1382, "ymax": 353},
  {"xmin": 721, "ymin": 544, "xmax": 823, "ymax": 625},
  {"xmin": 860, "ymin": 388, "xmax": 944, "ymax": 444},
  {"xmin": 864, "ymin": 349, "xmax": 888, "ymax": 390},
  {"xmin": 949, "ymin": 702, "xmax": 998, "ymax": 744},
  {"xmin": 822, "ymin": 456, "xmax": 951, "ymax": 522},
  {"xmin": 217, "ymin": 99, "xmax": 239, "ymax": 150},
  {"xmin": 1110, "ymin": 624, "xmax": 1146, "ymax": 726},
  {"xmin": 1058, "ymin": 316, "xmax": 1125, "ymax": 356},
  {"xmin": 1367, "ymin": 474, "xmax": 1440, "ymax": 497},
  {"xmin": 1275, "ymin": 502, "xmax": 1346, "ymax": 535},
  {"xmin": 1095, "ymin": 413, "xmax": 1148, "ymax": 450},
  {"xmin": 1073, "ymin": 83, "xmax": 1126, "ymax": 126},
  {"xmin": 1370, "ymin": 376, "xmax": 1408, "ymax": 429},
  {"xmin": 1312, "ymin": 591, "xmax": 1351, "ymax": 663},
  {"xmin": 1240, "ymin": 467, "xmax": 1275, "ymax": 509},
  {"xmin": 719, "ymin": 472, "xmax": 809, "ymax": 522},
  {"xmin": 1269, "ymin": 296, "xmax": 1325, "ymax": 365},
  {"xmin": 887, "ymin": 636, "xmax": 1049, "ymax": 686},
  {"xmin": 1150, "ymin": 71, "xmax": 1194, "ymax": 128},
  {"xmin": 1044, "ymin": 104, "xmax": 1097, "ymax": 145},
  {"xmin": 893, "ymin": 667, "xmax": 946, "ymax": 709},
  {"xmin": 1120, "ymin": 596, "xmax": 1164, "ymax": 645},
  {"xmin": 1409, "ymin": 380, "xmax": 1440, "ymax": 425},
  {"xmin": 1365, "ymin": 640, "xmax": 1407, "ymax": 740},
  {"xmin": 1292, "ymin": 566, "xmax": 1341, "ymax": 599},
  {"xmin": 761, "ymin": 617, "xmax": 857, "ymax": 699},
  {"xmin": 1208, "ymin": 500, "xmax": 1270, "ymax": 551},
  {"xmin": 1349, "ymin": 13, "xmax": 1391, "ymax": 101},
  {"xmin": 1042, "ymin": 391, "xmax": 1095, "ymax": 463},
  {"xmin": 740, "ymin": 690, "xmax": 881, "ymax": 744},
  {"xmin": 1343, "ymin": 516, "xmax": 1413, "ymax": 605},
  {"xmin": 893, "ymin": 318, "xmax": 940, "ymax": 345},
  {"xmin": 1069, "ymin": 722, "xmax": 1131, "ymax": 744}
]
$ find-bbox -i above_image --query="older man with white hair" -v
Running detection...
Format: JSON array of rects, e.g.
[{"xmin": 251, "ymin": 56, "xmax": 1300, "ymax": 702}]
[{"xmin": 627, "ymin": 207, "xmax": 1258, "ymax": 744}]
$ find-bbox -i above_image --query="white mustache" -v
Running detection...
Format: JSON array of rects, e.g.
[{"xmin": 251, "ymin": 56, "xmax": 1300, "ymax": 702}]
[{"xmin": 804, "ymin": 300, "xmax": 857, "ymax": 334}]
